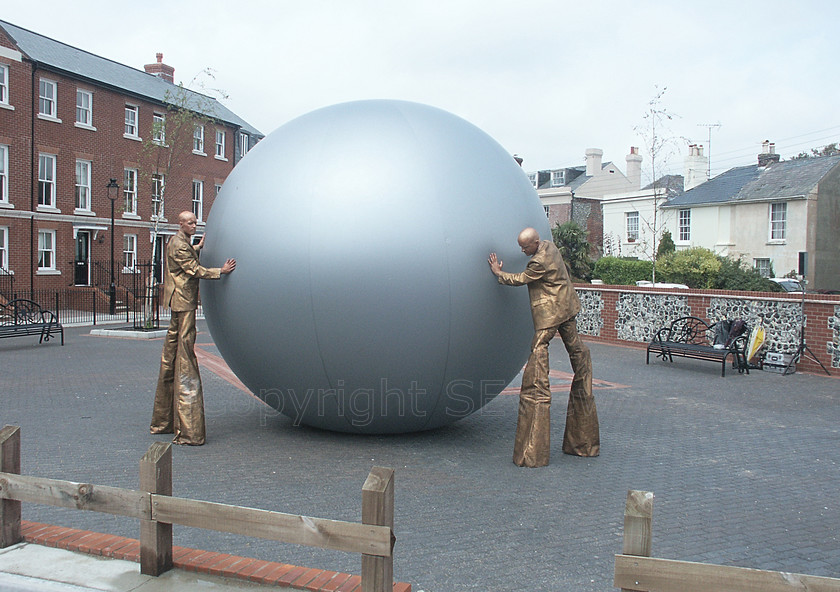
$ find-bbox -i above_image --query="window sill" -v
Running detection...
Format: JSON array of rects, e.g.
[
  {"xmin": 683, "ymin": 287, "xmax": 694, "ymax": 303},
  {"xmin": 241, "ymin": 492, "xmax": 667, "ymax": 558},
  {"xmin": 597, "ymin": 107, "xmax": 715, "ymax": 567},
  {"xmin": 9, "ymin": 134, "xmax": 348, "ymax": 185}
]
[
  {"xmin": 767, "ymin": 240, "xmax": 786, "ymax": 246},
  {"xmin": 36, "ymin": 269, "xmax": 61, "ymax": 276},
  {"xmin": 0, "ymin": 103, "xmax": 14, "ymax": 111},
  {"xmin": 37, "ymin": 113, "xmax": 62, "ymax": 123},
  {"xmin": 192, "ymin": 150, "xmax": 207, "ymax": 157},
  {"xmin": 122, "ymin": 267, "xmax": 140, "ymax": 274},
  {"xmin": 74, "ymin": 209, "xmax": 96, "ymax": 216},
  {"xmin": 0, "ymin": 269, "xmax": 14, "ymax": 276},
  {"xmin": 0, "ymin": 202, "xmax": 14, "ymax": 209},
  {"xmin": 122, "ymin": 213, "xmax": 141, "ymax": 220},
  {"xmin": 151, "ymin": 216, "xmax": 168, "ymax": 223},
  {"xmin": 214, "ymin": 155, "xmax": 228, "ymax": 162},
  {"xmin": 36, "ymin": 206, "xmax": 61, "ymax": 213},
  {"xmin": 74, "ymin": 122, "xmax": 97, "ymax": 131},
  {"xmin": 123, "ymin": 134, "xmax": 142, "ymax": 142}
]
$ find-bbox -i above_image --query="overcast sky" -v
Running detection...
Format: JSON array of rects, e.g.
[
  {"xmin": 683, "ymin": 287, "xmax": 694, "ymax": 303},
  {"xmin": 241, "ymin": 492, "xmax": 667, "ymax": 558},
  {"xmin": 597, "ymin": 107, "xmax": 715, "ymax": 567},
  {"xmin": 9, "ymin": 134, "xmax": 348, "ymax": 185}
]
[{"xmin": 5, "ymin": 0, "xmax": 840, "ymax": 183}]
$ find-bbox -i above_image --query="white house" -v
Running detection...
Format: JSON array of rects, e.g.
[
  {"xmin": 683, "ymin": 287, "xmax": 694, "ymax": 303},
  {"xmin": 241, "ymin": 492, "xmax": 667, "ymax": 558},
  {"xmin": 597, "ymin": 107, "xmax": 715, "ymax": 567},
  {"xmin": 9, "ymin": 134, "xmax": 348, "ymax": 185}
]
[{"xmin": 662, "ymin": 142, "xmax": 840, "ymax": 290}]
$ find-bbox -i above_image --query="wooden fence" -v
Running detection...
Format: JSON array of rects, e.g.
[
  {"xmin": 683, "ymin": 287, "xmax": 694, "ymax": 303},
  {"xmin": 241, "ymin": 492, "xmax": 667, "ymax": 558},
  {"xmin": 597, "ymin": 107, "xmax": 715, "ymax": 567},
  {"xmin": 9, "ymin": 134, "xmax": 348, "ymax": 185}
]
[
  {"xmin": 615, "ymin": 489, "xmax": 840, "ymax": 592},
  {"xmin": 0, "ymin": 425, "xmax": 397, "ymax": 592}
]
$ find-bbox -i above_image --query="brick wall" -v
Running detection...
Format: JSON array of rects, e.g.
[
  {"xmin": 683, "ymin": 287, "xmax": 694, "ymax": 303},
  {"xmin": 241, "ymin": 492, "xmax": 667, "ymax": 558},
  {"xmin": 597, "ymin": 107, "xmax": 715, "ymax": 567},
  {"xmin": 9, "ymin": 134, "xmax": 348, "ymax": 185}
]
[{"xmin": 576, "ymin": 283, "xmax": 840, "ymax": 373}]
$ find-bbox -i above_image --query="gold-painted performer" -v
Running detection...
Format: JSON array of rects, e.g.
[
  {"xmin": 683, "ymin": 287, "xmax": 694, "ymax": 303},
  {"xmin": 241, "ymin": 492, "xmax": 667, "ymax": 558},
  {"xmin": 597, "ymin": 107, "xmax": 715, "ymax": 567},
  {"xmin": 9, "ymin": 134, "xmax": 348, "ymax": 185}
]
[
  {"xmin": 150, "ymin": 211, "xmax": 236, "ymax": 445},
  {"xmin": 488, "ymin": 227, "xmax": 599, "ymax": 467}
]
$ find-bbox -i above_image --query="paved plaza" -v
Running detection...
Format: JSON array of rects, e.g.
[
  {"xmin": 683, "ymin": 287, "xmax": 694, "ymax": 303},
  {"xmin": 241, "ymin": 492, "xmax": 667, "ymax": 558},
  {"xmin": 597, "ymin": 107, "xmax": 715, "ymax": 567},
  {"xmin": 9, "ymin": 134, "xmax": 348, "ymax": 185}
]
[{"xmin": 1, "ymin": 322, "xmax": 839, "ymax": 591}]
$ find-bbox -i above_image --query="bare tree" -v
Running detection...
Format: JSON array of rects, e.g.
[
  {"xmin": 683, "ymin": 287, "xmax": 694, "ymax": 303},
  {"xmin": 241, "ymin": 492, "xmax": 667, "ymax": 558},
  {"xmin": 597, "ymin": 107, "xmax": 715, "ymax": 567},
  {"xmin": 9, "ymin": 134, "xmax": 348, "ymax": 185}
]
[
  {"xmin": 140, "ymin": 69, "xmax": 228, "ymax": 276},
  {"xmin": 633, "ymin": 86, "xmax": 679, "ymax": 284},
  {"xmin": 138, "ymin": 70, "xmax": 227, "ymax": 325}
]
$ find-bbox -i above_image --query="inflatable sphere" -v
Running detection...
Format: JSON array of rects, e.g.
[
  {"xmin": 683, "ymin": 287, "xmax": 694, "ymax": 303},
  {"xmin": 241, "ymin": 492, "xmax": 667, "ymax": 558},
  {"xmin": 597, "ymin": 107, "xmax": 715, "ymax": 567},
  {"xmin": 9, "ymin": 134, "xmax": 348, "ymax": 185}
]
[{"xmin": 201, "ymin": 99, "xmax": 550, "ymax": 434}]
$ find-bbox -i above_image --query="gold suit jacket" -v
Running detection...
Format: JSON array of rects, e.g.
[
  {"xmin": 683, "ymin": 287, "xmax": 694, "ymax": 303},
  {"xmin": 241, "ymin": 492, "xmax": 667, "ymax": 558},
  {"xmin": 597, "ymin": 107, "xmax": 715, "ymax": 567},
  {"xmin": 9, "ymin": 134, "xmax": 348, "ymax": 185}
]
[
  {"xmin": 497, "ymin": 240, "xmax": 581, "ymax": 330},
  {"xmin": 162, "ymin": 231, "xmax": 221, "ymax": 312}
]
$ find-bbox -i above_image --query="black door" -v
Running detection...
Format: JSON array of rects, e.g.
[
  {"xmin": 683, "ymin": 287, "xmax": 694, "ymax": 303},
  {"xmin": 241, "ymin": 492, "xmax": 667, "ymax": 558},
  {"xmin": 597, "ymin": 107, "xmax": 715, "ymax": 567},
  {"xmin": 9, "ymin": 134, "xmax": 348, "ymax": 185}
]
[
  {"xmin": 74, "ymin": 231, "xmax": 90, "ymax": 286},
  {"xmin": 153, "ymin": 235, "xmax": 165, "ymax": 283}
]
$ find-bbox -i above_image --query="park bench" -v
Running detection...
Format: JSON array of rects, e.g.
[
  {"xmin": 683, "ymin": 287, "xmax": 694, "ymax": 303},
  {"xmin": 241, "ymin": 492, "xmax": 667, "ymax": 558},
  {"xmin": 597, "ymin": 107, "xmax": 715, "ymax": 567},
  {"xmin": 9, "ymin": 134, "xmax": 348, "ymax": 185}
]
[
  {"xmin": 0, "ymin": 298, "xmax": 64, "ymax": 345},
  {"xmin": 646, "ymin": 316, "xmax": 746, "ymax": 377}
]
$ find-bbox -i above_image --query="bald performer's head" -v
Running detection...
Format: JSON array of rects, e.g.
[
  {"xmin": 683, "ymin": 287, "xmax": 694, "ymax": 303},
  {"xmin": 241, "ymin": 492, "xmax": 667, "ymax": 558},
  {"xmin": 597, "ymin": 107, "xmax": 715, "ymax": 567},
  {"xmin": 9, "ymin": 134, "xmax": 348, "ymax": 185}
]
[
  {"xmin": 178, "ymin": 211, "xmax": 198, "ymax": 236},
  {"xmin": 517, "ymin": 227, "xmax": 540, "ymax": 256}
]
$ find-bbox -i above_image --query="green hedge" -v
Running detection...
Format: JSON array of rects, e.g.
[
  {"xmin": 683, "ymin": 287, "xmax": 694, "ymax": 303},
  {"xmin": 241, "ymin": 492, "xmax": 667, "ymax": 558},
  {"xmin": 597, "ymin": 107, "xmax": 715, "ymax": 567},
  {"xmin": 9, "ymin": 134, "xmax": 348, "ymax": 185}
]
[{"xmin": 592, "ymin": 257, "xmax": 653, "ymax": 285}]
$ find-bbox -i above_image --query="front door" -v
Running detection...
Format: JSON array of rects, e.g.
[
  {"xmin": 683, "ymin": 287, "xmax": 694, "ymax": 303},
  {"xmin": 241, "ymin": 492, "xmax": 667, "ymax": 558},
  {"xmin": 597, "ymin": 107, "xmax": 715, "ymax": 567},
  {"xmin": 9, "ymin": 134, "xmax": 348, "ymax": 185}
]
[
  {"xmin": 153, "ymin": 235, "xmax": 166, "ymax": 283},
  {"xmin": 74, "ymin": 231, "xmax": 90, "ymax": 286}
]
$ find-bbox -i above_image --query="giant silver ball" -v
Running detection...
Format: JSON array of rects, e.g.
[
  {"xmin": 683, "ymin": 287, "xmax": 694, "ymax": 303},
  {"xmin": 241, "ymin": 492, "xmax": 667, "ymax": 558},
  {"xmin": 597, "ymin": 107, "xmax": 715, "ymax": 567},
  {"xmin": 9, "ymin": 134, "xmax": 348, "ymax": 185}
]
[{"xmin": 201, "ymin": 100, "xmax": 550, "ymax": 434}]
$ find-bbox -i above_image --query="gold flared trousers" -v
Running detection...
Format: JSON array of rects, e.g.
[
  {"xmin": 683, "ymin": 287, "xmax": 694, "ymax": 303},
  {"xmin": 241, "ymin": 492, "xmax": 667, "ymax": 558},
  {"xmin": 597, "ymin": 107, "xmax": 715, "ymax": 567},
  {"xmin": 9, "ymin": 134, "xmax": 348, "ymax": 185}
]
[
  {"xmin": 513, "ymin": 319, "xmax": 600, "ymax": 467},
  {"xmin": 150, "ymin": 310, "xmax": 206, "ymax": 445}
]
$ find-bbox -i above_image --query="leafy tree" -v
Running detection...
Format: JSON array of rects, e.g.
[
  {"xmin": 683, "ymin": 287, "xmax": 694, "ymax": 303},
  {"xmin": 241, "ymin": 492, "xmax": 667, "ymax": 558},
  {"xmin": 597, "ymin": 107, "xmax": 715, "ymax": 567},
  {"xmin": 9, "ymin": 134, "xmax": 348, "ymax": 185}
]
[
  {"xmin": 551, "ymin": 221, "xmax": 593, "ymax": 281},
  {"xmin": 592, "ymin": 256, "xmax": 652, "ymax": 285},
  {"xmin": 791, "ymin": 142, "xmax": 840, "ymax": 159},
  {"xmin": 712, "ymin": 256, "xmax": 779, "ymax": 291},
  {"xmin": 656, "ymin": 230, "xmax": 675, "ymax": 259},
  {"xmin": 657, "ymin": 247, "xmax": 721, "ymax": 288}
]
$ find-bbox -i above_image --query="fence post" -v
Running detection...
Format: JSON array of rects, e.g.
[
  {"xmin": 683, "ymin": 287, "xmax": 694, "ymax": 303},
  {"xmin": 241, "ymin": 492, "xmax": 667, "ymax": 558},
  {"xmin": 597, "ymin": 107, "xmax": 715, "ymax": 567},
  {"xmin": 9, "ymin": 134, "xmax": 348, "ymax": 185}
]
[
  {"xmin": 139, "ymin": 441, "xmax": 173, "ymax": 576},
  {"xmin": 54, "ymin": 291, "xmax": 60, "ymax": 324},
  {"xmin": 621, "ymin": 490, "xmax": 654, "ymax": 592},
  {"xmin": 0, "ymin": 425, "xmax": 22, "ymax": 548},
  {"xmin": 361, "ymin": 466, "xmax": 395, "ymax": 592},
  {"xmin": 92, "ymin": 287, "xmax": 97, "ymax": 325}
]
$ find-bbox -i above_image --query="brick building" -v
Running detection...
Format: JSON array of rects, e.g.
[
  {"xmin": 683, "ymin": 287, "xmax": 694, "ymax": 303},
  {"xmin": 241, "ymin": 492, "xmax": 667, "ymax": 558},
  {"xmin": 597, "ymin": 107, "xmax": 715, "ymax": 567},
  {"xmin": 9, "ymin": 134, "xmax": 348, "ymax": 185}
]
[{"xmin": 0, "ymin": 20, "xmax": 262, "ymax": 295}]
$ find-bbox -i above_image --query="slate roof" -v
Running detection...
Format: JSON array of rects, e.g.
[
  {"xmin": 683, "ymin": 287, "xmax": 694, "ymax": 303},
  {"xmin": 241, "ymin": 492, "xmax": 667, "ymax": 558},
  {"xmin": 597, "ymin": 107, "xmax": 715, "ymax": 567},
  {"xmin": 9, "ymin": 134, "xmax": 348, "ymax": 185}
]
[
  {"xmin": 664, "ymin": 155, "xmax": 840, "ymax": 208},
  {"xmin": 0, "ymin": 20, "xmax": 262, "ymax": 137}
]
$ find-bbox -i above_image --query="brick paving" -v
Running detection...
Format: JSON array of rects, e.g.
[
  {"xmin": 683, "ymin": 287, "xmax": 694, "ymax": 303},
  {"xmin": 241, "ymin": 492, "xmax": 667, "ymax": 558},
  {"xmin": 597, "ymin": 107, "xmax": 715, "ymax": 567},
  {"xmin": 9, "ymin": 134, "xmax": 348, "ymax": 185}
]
[{"xmin": 1, "ymin": 322, "xmax": 839, "ymax": 591}]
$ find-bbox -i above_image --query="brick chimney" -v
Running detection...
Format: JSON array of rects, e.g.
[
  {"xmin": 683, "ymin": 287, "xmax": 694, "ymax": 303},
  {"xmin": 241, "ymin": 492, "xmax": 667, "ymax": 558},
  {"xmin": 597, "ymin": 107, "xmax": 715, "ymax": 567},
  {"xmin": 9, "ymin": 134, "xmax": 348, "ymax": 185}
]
[
  {"xmin": 625, "ymin": 146, "xmax": 642, "ymax": 189},
  {"xmin": 585, "ymin": 148, "xmax": 603, "ymax": 177},
  {"xmin": 758, "ymin": 140, "xmax": 780, "ymax": 167},
  {"xmin": 684, "ymin": 144, "xmax": 710, "ymax": 190},
  {"xmin": 144, "ymin": 53, "xmax": 174, "ymax": 84}
]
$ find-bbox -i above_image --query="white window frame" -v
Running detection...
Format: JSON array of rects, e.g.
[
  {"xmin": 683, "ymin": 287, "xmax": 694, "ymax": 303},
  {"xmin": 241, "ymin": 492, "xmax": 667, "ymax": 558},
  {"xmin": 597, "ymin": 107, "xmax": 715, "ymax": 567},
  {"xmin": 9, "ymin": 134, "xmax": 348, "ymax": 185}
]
[
  {"xmin": 0, "ymin": 144, "xmax": 7, "ymax": 204},
  {"xmin": 124, "ymin": 104, "xmax": 140, "ymax": 139},
  {"xmin": 151, "ymin": 174, "xmax": 165, "ymax": 219},
  {"xmin": 38, "ymin": 153, "xmax": 56, "ymax": 208},
  {"xmin": 193, "ymin": 125, "xmax": 205, "ymax": 154},
  {"xmin": 38, "ymin": 78, "xmax": 59, "ymax": 120},
  {"xmin": 123, "ymin": 168, "xmax": 138, "ymax": 216},
  {"xmin": 152, "ymin": 112, "xmax": 166, "ymax": 145},
  {"xmin": 75, "ymin": 89, "xmax": 94, "ymax": 128},
  {"xmin": 753, "ymin": 258, "xmax": 772, "ymax": 278},
  {"xmin": 75, "ymin": 159, "xmax": 92, "ymax": 211},
  {"xmin": 770, "ymin": 202, "xmax": 786, "ymax": 241},
  {"xmin": 215, "ymin": 183, "xmax": 222, "ymax": 198},
  {"xmin": 0, "ymin": 226, "xmax": 8, "ymax": 271},
  {"xmin": 123, "ymin": 234, "xmax": 137, "ymax": 271},
  {"xmin": 678, "ymin": 209, "xmax": 691, "ymax": 242},
  {"xmin": 37, "ymin": 229, "xmax": 56, "ymax": 271},
  {"xmin": 239, "ymin": 132, "xmax": 249, "ymax": 155},
  {"xmin": 192, "ymin": 180, "xmax": 203, "ymax": 221},
  {"xmin": 550, "ymin": 170, "xmax": 565, "ymax": 187},
  {"xmin": 215, "ymin": 129, "xmax": 226, "ymax": 160},
  {"xmin": 0, "ymin": 64, "xmax": 9, "ymax": 106},
  {"xmin": 625, "ymin": 211, "xmax": 639, "ymax": 242}
]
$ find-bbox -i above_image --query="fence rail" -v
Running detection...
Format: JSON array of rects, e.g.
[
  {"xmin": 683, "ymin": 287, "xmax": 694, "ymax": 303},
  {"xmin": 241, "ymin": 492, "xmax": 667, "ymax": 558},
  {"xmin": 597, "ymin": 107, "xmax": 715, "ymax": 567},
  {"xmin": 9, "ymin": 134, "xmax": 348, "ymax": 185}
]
[
  {"xmin": 0, "ymin": 425, "xmax": 397, "ymax": 591},
  {"xmin": 614, "ymin": 490, "xmax": 840, "ymax": 592}
]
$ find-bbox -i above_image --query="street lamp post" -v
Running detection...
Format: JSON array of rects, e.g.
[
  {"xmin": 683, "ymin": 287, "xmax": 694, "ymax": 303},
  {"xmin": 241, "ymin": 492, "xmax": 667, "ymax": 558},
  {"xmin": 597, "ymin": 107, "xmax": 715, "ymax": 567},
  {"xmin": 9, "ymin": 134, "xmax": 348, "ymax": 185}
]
[{"xmin": 106, "ymin": 178, "xmax": 120, "ymax": 316}]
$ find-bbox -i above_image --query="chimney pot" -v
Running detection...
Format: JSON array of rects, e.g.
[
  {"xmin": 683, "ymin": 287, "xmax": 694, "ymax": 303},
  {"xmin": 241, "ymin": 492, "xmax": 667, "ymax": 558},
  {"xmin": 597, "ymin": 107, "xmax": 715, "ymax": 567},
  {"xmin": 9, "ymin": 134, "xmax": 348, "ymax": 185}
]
[{"xmin": 156, "ymin": 52, "xmax": 163, "ymax": 63}]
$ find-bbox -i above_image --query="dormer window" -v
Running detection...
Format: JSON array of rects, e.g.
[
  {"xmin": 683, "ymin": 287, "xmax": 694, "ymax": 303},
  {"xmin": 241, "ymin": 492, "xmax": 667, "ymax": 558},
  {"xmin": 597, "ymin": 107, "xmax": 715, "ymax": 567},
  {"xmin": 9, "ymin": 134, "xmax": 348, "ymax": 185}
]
[{"xmin": 550, "ymin": 170, "xmax": 565, "ymax": 187}]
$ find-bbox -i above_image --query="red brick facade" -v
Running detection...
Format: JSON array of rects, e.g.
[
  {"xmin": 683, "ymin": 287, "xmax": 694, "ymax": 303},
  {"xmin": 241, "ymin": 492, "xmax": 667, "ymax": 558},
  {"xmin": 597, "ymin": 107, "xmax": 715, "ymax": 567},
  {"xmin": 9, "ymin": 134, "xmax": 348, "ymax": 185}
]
[{"xmin": 0, "ymin": 26, "xmax": 251, "ymax": 293}]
